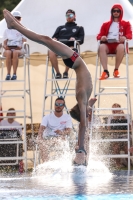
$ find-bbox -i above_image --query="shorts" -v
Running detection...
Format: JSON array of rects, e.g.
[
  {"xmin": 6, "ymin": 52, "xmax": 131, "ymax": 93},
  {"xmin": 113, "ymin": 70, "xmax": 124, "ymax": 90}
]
[
  {"xmin": 106, "ymin": 43, "xmax": 120, "ymax": 54},
  {"xmin": 3, "ymin": 49, "xmax": 26, "ymax": 57}
]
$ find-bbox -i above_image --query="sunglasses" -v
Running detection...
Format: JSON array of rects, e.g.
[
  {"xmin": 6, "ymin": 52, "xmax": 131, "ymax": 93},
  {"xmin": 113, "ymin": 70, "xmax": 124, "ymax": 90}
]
[
  {"xmin": 112, "ymin": 10, "xmax": 120, "ymax": 13},
  {"xmin": 55, "ymin": 102, "xmax": 65, "ymax": 107},
  {"xmin": 66, "ymin": 14, "xmax": 74, "ymax": 18},
  {"xmin": 15, "ymin": 16, "xmax": 21, "ymax": 20}
]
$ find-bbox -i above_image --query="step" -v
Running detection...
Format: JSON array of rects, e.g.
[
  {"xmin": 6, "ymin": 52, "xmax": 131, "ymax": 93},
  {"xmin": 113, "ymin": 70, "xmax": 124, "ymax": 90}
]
[
  {"xmin": 44, "ymin": 94, "xmax": 75, "ymax": 97},
  {"xmin": 93, "ymin": 107, "xmax": 128, "ymax": 111},
  {"xmin": 97, "ymin": 77, "xmax": 127, "ymax": 80},
  {"xmin": 0, "ymin": 80, "xmax": 25, "ymax": 83},
  {"xmin": 46, "ymin": 78, "xmax": 76, "ymax": 81},
  {"xmin": 0, "ymin": 156, "xmax": 26, "ymax": 160},
  {"xmin": 90, "ymin": 154, "xmax": 129, "ymax": 158},
  {"xmin": 1, "ymin": 89, "xmax": 30, "ymax": 92},
  {"xmin": 90, "ymin": 122, "xmax": 129, "ymax": 127},
  {"xmin": 100, "ymin": 87, "xmax": 127, "ymax": 89},
  {"xmin": 0, "ymin": 95, "xmax": 24, "ymax": 98},
  {"xmin": 91, "ymin": 138, "xmax": 128, "ymax": 142},
  {"xmin": 0, "ymin": 125, "xmax": 24, "ymax": 129},
  {"xmin": 1, "ymin": 116, "xmax": 27, "ymax": 119},
  {"xmin": 0, "ymin": 140, "xmax": 24, "ymax": 144},
  {"xmin": 95, "ymin": 92, "xmax": 127, "ymax": 95},
  {"xmin": 90, "ymin": 114, "xmax": 129, "ymax": 117},
  {"xmin": 0, "ymin": 110, "xmax": 25, "ymax": 113}
]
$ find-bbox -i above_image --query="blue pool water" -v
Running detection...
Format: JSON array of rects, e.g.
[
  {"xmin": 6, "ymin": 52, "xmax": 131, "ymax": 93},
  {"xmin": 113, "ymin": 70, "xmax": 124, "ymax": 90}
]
[{"xmin": 0, "ymin": 159, "xmax": 133, "ymax": 200}]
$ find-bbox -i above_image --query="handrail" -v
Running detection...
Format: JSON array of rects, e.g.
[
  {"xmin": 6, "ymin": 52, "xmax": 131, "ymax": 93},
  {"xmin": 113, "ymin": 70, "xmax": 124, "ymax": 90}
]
[
  {"xmin": 58, "ymin": 39, "xmax": 80, "ymax": 54},
  {"xmin": 22, "ymin": 42, "xmax": 30, "ymax": 57},
  {"xmin": 97, "ymin": 40, "xmax": 129, "ymax": 55},
  {"xmin": 0, "ymin": 42, "xmax": 30, "ymax": 58}
]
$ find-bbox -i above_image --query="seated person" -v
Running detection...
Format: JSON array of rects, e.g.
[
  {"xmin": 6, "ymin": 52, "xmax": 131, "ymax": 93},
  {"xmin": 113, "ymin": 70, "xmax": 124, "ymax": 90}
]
[
  {"xmin": 107, "ymin": 103, "xmax": 131, "ymax": 167},
  {"xmin": 0, "ymin": 107, "xmax": 22, "ymax": 136},
  {"xmin": 3, "ymin": 11, "xmax": 27, "ymax": 80},
  {"xmin": 97, "ymin": 4, "xmax": 132, "ymax": 80},
  {"xmin": 37, "ymin": 97, "xmax": 73, "ymax": 162},
  {"xmin": 107, "ymin": 103, "xmax": 131, "ymax": 130},
  {"xmin": 0, "ymin": 107, "xmax": 23, "ymax": 170},
  {"xmin": 48, "ymin": 9, "xmax": 84, "ymax": 79}
]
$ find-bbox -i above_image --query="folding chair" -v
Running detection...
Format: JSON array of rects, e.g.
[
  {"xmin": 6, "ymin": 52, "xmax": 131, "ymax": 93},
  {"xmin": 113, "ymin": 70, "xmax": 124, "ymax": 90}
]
[{"xmin": 0, "ymin": 42, "xmax": 33, "ymax": 170}]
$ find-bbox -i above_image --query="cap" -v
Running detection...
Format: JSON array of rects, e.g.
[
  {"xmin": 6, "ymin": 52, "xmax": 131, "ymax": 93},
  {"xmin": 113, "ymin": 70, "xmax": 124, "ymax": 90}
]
[
  {"xmin": 66, "ymin": 9, "xmax": 75, "ymax": 15},
  {"xmin": 12, "ymin": 11, "xmax": 22, "ymax": 18}
]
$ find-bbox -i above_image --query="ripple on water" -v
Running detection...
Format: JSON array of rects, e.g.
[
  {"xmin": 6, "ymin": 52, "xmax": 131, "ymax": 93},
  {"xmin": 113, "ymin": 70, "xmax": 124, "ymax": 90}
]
[{"xmin": 0, "ymin": 157, "xmax": 133, "ymax": 199}]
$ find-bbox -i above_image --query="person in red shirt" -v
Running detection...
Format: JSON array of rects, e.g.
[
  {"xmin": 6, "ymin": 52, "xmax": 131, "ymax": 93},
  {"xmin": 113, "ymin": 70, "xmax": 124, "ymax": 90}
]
[{"xmin": 97, "ymin": 4, "xmax": 132, "ymax": 80}]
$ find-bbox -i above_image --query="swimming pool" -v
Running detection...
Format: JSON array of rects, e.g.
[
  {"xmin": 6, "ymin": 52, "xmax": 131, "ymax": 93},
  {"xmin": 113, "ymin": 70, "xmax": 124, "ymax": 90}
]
[{"xmin": 0, "ymin": 160, "xmax": 133, "ymax": 200}]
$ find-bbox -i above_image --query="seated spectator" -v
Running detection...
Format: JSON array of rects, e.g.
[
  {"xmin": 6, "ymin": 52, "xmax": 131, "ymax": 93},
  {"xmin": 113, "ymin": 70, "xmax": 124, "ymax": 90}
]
[
  {"xmin": 0, "ymin": 107, "xmax": 22, "ymax": 135},
  {"xmin": 3, "ymin": 11, "xmax": 27, "ymax": 80},
  {"xmin": 97, "ymin": 4, "xmax": 132, "ymax": 80},
  {"xmin": 107, "ymin": 103, "xmax": 131, "ymax": 168},
  {"xmin": 37, "ymin": 97, "xmax": 74, "ymax": 162},
  {"xmin": 48, "ymin": 9, "xmax": 84, "ymax": 79},
  {"xmin": 107, "ymin": 103, "xmax": 130, "ymax": 130},
  {"xmin": 0, "ymin": 107, "xmax": 23, "ymax": 172}
]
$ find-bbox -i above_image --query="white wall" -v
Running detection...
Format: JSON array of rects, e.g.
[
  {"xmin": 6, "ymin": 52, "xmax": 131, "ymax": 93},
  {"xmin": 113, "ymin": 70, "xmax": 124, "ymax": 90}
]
[{"xmin": 0, "ymin": 0, "xmax": 133, "ymax": 54}]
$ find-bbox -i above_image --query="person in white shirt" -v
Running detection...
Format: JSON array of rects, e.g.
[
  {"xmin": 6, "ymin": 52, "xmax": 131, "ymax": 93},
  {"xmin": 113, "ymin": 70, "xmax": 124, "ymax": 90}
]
[
  {"xmin": 0, "ymin": 107, "xmax": 22, "ymax": 135},
  {"xmin": 37, "ymin": 97, "xmax": 73, "ymax": 162},
  {"xmin": 3, "ymin": 11, "xmax": 27, "ymax": 80}
]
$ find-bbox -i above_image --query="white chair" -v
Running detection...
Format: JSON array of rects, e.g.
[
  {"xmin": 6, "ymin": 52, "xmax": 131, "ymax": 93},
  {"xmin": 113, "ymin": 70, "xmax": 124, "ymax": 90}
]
[{"xmin": 90, "ymin": 40, "xmax": 133, "ymax": 171}]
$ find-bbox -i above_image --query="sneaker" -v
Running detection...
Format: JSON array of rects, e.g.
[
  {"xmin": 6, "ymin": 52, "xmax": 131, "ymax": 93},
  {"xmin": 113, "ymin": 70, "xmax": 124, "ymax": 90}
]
[
  {"xmin": 63, "ymin": 72, "xmax": 68, "ymax": 78},
  {"xmin": 99, "ymin": 71, "xmax": 109, "ymax": 80},
  {"xmin": 113, "ymin": 69, "xmax": 120, "ymax": 78},
  {"xmin": 11, "ymin": 74, "xmax": 17, "ymax": 80},
  {"xmin": 5, "ymin": 74, "xmax": 11, "ymax": 80},
  {"xmin": 55, "ymin": 73, "xmax": 62, "ymax": 79}
]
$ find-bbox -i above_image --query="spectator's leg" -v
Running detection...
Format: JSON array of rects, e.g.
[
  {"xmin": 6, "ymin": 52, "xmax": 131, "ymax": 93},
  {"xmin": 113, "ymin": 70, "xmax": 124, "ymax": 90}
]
[
  {"xmin": 64, "ymin": 66, "xmax": 69, "ymax": 73},
  {"xmin": 112, "ymin": 142, "xmax": 121, "ymax": 167},
  {"xmin": 120, "ymin": 143, "xmax": 128, "ymax": 167},
  {"xmin": 48, "ymin": 50, "xmax": 60, "ymax": 73},
  {"xmin": 115, "ymin": 44, "xmax": 125, "ymax": 69},
  {"xmin": 63, "ymin": 66, "xmax": 69, "ymax": 78},
  {"xmin": 98, "ymin": 44, "xmax": 109, "ymax": 70},
  {"xmin": 12, "ymin": 50, "xmax": 22, "ymax": 74},
  {"xmin": 37, "ymin": 139, "xmax": 49, "ymax": 162},
  {"xmin": 63, "ymin": 46, "xmax": 75, "ymax": 78},
  {"xmin": 3, "ymin": 50, "xmax": 12, "ymax": 74}
]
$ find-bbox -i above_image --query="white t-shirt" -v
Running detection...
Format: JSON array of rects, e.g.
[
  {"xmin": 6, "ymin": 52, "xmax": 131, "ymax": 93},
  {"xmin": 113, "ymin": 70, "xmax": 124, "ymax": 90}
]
[
  {"xmin": 3, "ymin": 29, "xmax": 27, "ymax": 47},
  {"xmin": 0, "ymin": 120, "xmax": 22, "ymax": 135},
  {"xmin": 107, "ymin": 22, "xmax": 119, "ymax": 40},
  {"xmin": 41, "ymin": 112, "xmax": 72, "ymax": 137}
]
